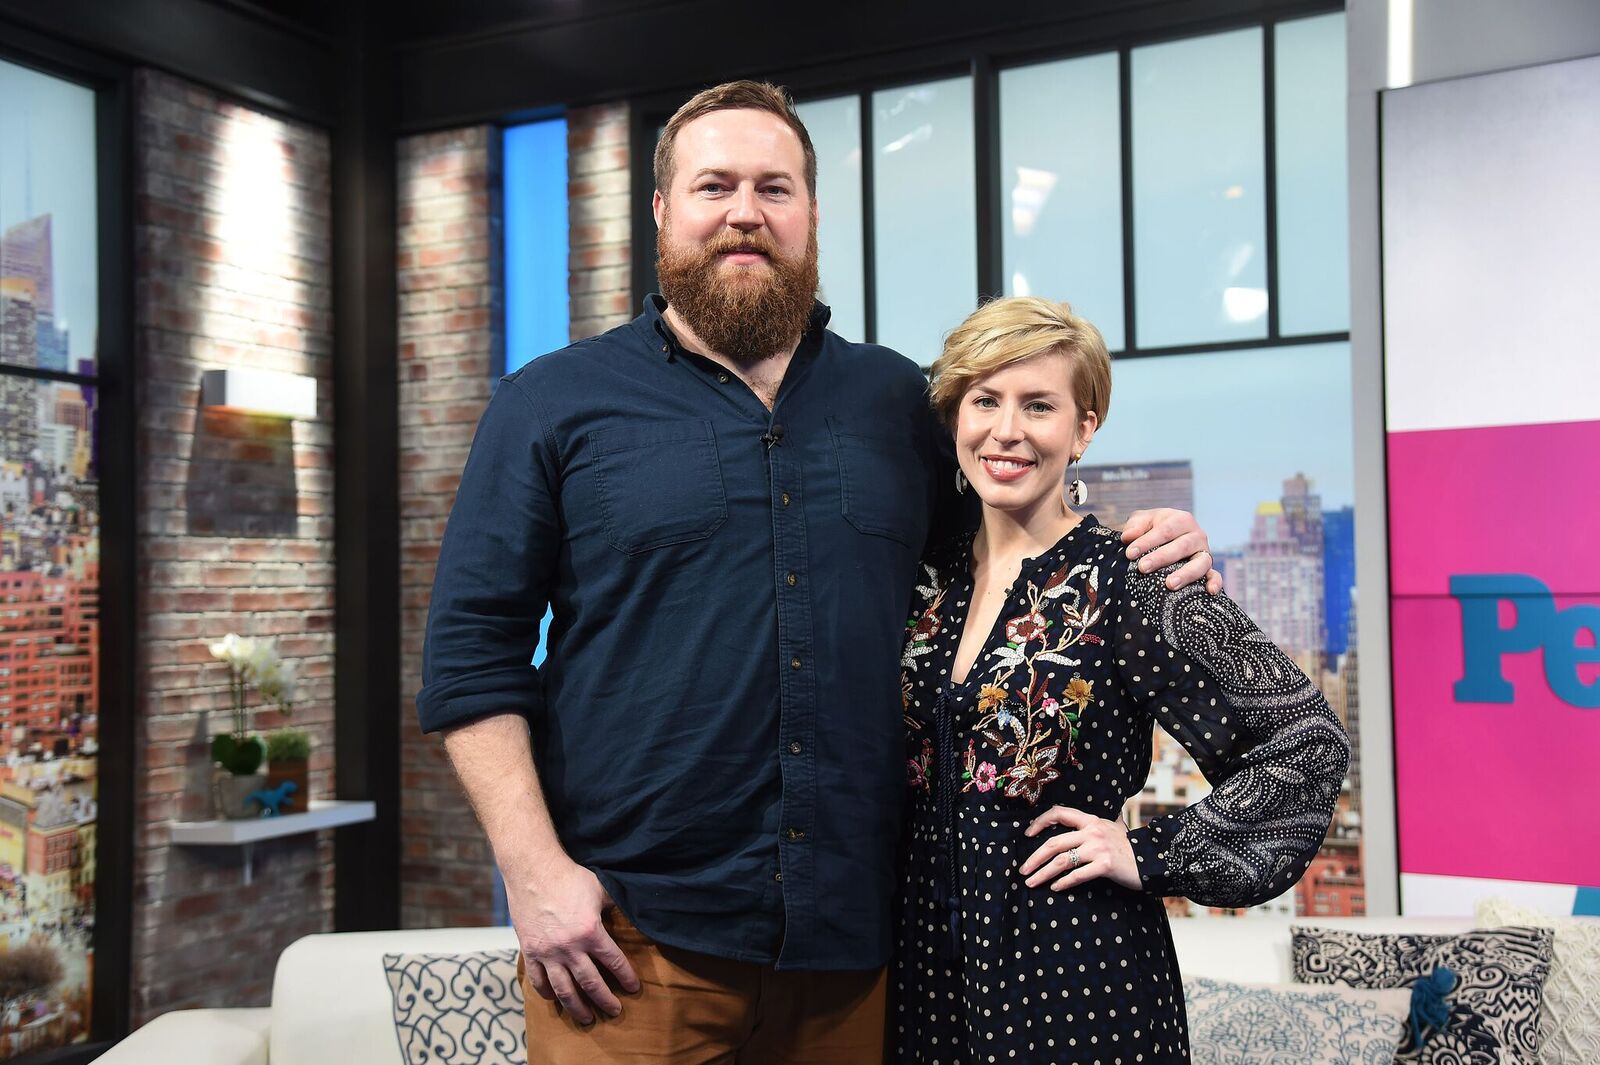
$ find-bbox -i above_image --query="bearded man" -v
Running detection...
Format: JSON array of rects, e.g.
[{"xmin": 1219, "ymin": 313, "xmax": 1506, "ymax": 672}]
[{"xmin": 417, "ymin": 81, "xmax": 1219, "ymax": 1063}]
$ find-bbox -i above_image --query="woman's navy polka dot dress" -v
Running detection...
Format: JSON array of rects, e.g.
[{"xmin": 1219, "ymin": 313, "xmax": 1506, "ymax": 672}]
[{"xmin": 893, "ymin": 521, "xmax": 1350, "ymax": 1064}]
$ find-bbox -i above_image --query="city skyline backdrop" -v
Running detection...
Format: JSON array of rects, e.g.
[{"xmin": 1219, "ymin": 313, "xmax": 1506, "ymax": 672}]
[
  {"xmin": 0, "ymin": 58, "xmax": 98, "ymax": 366},
  {"xmin": 1087, "ymin": 342, "xmax": 1353, "ymax": 549}
]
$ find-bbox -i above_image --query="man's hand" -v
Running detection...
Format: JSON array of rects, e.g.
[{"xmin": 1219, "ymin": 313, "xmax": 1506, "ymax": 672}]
[
  {"xmin": 507, "ymin": 858, "xmax": 640, "ymax": 1025},
  {"xmin": 1120, "ymin": 508, "xmax": 1222, "ymax": 594}
]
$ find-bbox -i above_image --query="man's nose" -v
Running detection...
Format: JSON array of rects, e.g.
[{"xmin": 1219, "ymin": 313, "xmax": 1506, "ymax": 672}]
[{"xmin": 726, "ymin": 185, "xmax": 762, "ymax": 228}]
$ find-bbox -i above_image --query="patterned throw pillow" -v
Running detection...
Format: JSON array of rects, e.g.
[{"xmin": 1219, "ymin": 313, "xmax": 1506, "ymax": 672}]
[
  {"xmin": 382, "ymin": 950, "xmax": 527, "ymax": 1065},
  {"xmin": 1291, "ymin": 925, "xmax": 1555, "ymax": 1065},
  {"xmin": 1184, "ymin": 976, "xmax": 1411, "ymax": 1065},
  {"xmin": 1478, "ymin": 897, "xmax": 1600, "ymax": 1065}
]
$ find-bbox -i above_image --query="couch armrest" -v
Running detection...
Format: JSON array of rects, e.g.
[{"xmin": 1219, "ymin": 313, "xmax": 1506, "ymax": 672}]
[
  {"xmin": 94, "ymin": 1008, "xmax": 270, "ymax": 1065},
  {"xmin": 271, "ymin": 926, "xmax": 518, "ymax": 1065}
]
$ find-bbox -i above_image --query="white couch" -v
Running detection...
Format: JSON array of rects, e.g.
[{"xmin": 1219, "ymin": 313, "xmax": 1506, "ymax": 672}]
[{"xmin": 96, "ymin": 917, "xmax": 1473, "ymax": 1064}]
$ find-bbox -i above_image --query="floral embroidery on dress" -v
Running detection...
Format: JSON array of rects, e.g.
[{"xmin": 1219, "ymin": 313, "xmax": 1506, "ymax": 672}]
[
  {"xmin": 907, "ymin": 737, "xmax": 933, "ymax": 794},
  {"xmin": 902, "ymin": 562, "xmax": 945, "ymax": 788},
  {"xmin": 967, "ymin": 560, "xmax": 1108, "ymax": 803},
  {"xmin": 902, "ymin": 563, "xmax": 946, "ymax": 671},
  {"xmin": 958, "ymin": 739, "xmax": 999, "ymax": 793}
]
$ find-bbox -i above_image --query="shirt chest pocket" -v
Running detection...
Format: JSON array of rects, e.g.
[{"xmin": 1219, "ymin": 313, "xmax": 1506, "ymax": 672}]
[
  {"xmin": 829, "ymin": 418, "xmax": 925, "ymax": 547},
  {"xmin": 588, "ymin": 420, "xmax": 728, "ymax": 554}
]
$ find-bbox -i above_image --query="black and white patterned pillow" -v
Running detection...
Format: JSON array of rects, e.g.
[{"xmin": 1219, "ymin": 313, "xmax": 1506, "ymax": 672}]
[
  {"xmin": 1291, "ymin": 925, "xmax": 1555, "ymax": 1065},
  {"xmin": 382, "ymin": 949, "xmax": 527, "ymax": 1065},
  {"xmin": 1184, "ymin": 976, "xmax": 1411, "ymax": 1065}
]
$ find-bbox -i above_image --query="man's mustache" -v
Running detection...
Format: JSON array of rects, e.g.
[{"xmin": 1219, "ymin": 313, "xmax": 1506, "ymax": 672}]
[{"xmin": 704, "ymin": 232, "xmax": 780, "ymax": 259}]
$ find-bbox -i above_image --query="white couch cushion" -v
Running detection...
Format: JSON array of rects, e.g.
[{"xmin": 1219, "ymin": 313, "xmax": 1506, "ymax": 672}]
[{"xmin": 271, "ymin": 926, "xmax": 517, "ymax": 1065}]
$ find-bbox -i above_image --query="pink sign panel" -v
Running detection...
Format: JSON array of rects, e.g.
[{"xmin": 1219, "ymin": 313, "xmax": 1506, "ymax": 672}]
[
  {"xmin": 1387, "ymin": 419, "xmax": 1600, "ymax": 598},
  {"xmin": 1388, "ymin": 420, "xmax": 1600, "ymax": 886}
]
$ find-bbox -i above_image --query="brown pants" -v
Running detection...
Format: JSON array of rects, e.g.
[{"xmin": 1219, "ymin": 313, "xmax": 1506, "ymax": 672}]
[{"xmin": 518, "ymin": 908, "xmax": 886, "ymax": 1064}]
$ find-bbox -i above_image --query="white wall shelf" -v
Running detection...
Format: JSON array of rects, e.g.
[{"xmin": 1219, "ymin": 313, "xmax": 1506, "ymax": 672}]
[{"xmin": 168, "ymin": 799, "xmax": 376, "ymax": 884}]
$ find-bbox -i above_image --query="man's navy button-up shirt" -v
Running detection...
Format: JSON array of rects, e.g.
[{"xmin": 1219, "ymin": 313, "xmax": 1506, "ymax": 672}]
[{"xmin": 418, "ymin": 296, "xmax": 960, "ymax": 969}]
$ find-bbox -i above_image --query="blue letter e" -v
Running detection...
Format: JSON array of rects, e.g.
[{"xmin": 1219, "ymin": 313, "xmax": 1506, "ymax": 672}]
[{"xmin": 1451, "ymin": 574, "xmax": 1555, "ymax": 704}]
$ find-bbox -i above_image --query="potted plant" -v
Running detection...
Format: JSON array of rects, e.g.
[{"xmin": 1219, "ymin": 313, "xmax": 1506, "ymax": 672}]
[
  {"xmin": 208, "ymin": 633, "xmax": 295, "ymax": 819},
  {"xmin": 264, "ymin": 728, "xmax": 312, "ymax": 813}
]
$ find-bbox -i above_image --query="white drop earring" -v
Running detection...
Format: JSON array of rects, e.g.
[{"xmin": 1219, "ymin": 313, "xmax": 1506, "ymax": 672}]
[{"xmin": 1066, "ymin": 454, "xmax": 1087, "ymax": 508}]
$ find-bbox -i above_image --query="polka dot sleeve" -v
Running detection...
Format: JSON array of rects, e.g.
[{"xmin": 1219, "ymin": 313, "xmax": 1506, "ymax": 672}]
[{"xmin": 1114, "ymin": 563, "xmax": 1350, "ymax": 909}]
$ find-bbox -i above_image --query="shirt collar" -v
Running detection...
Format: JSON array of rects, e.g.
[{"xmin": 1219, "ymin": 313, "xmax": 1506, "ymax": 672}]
[{"xmin": 637, "ymin": 293, "xmax": 834, "ymax": 359}]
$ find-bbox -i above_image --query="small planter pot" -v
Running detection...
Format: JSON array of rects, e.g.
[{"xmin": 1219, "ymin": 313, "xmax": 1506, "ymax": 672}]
[
  {"xmin": 212, "ymin": 769, "xmax": 269, "ymax": 820},
  {"xmin": 265, "ymin": 759, "xmax": 310, "ymax": 814}
]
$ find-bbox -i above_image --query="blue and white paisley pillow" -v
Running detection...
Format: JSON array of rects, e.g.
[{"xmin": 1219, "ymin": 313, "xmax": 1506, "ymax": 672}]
[
  {"xmin": 1184, "ymin": 976, "xmax": 1411, "ymax": 1065},
  {"xmin": 382, "ymin": 949, "xmax": 526, "ymax": 1065},
  {"xmin": 1292, "ymin": 925, "xmax": 1555, "ymax": 1065}
]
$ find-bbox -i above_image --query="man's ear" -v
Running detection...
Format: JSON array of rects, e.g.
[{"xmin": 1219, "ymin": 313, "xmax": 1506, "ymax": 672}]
[{"xmin": 652, "ymin": 189, "xmax": 665, "ymax": 230}]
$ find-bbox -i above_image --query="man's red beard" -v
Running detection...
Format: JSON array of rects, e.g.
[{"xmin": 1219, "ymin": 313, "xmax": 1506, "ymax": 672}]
[{"xmin": 656, "ymin": 217, "xmax": 820, "ymax": 364}]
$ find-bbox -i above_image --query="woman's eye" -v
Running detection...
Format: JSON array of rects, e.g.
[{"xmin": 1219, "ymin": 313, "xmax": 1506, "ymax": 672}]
[
  {"xmin": 974, "ymin": 396, "xmax": 998, "ymax": 408},
  {"xmin": 1027, "ymin": 402, "xmax": 1053, "ymax": 414}
]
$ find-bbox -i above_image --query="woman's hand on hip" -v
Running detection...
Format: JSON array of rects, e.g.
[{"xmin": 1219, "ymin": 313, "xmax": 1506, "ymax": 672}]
[{"xmin": 1020, "ymin": 805, "xmax": 1141, "ymax": 893}]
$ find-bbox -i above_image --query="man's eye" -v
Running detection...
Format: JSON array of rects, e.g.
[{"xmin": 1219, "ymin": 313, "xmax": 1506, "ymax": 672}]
[{"xmin": 700, "ymin": 183, "xmax": 725, "ymax": 194}]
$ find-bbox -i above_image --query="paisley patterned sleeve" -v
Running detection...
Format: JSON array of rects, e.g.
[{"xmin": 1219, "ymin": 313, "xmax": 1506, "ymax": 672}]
[{"xmin": 1115, "ymin": 562, "xmax": 1350, "ymax": 909}]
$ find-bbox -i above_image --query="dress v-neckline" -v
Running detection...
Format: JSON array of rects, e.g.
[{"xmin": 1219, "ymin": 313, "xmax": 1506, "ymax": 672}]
[{"xmin": 945, "ymin": 517, "xmax": 1095, "ymax": 688}]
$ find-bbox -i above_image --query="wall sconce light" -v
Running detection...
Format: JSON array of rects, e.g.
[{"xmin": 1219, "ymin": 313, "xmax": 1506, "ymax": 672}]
[{"xmin": 200, "ymin": 368, "xmax": 318, "ymax": 420}]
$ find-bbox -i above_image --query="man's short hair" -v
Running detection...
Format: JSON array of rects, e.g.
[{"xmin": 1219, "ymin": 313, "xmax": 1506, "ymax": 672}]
[
  {"xmin": 929, "ymin": 296, "xmax": 1113, "ymax": 430},
  {"xmin": 654, "ymin": 81, "xmax": 818, "ymax": 198}
]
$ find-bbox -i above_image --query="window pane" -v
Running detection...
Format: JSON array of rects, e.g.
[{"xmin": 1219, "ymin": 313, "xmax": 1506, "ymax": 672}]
[
  {"xmin": 504, "ymin": 118, "xmax": 571, "ymax": 372},
  {"xmin": 1132, "ymin": 29, "xmax": 1267, "ymax": 348},
  {"xmin": 795, "ymin": 95, "xmax": 865, "ymax": 342},
  {"xmin": 0, "ymin": 58, "xmax": 98, "ymax": 374},
  {"xmin": 0, "ymin": 374, "xmax": 99, "ymax": 1045},
  {"xmin": 1276, "ymin": 13, "xmax": 1349, "ymax": 335},
  {"xmin": 872, "ymin": 77, "xmax": 976, "ymax": 365},
  {"xmin": 999, "ymin": 52, "xmax": 1125, "ymax": 350}
]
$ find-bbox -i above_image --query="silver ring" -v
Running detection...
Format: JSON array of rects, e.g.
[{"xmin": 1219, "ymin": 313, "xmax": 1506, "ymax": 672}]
[{"xmin": 1066, "ymin": 847, "xmax": 1082, "ymax": 871}]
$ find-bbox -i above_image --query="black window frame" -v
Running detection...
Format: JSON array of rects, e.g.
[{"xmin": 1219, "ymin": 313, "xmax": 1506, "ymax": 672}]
[{"xmin": 630, "ymin": 1, "xmax": 1349, "ymax": 362}]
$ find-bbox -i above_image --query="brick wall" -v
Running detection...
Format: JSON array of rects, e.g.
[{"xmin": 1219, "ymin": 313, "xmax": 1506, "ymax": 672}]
[
  {"xmin": 567, "ymin": 104, "xmax": 633, "ymax": 340},
  {"xmin": 396, "ymin": 127, "xmax": 501, "ymax": 928},
  {"xmin": 132, "ymin": 69, "xmax": 336, "ymax": 1022},
  {"xmin": 395, "ymin": 106, "xmax": 633, "ymax": 928}
]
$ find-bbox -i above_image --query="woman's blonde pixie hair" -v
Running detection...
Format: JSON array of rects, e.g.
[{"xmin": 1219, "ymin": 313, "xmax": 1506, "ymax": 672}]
[{"xmin": 929, "ymin": 296, "xmax": 1112, "ymax": 429}]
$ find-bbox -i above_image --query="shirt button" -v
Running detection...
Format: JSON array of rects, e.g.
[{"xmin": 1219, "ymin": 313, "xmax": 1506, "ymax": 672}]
[
  {"xmin": 781, "ymin": 492, "xmax": 791, "ymax": 507},
  {"xmin": 788, "ymin": 741, "xmax": 802, "ymax": 755},
  {"xmin": 790, "ymin": 656, "xmax": 802, "ymax": 670},
  {"xmin": 785, "ymin": 828, "xmax": 805, "ymax": 842},
  {"xmin": 660, "ymin": 343, "xmax": 669, "ymax": 353},
  {"xmin": 717, "ymin": 372, "xmax": 730, "ymax": 383},
  {"xmin": 786, "ymin": 572, "xmax": 798, "ymax": 587},
  {"xmin": 774, "ymin": 871, "xmax": 783, "ymax": 882}
]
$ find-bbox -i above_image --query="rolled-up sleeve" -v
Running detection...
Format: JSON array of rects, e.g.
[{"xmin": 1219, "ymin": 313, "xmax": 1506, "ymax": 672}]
[{"xmin": 416, "ymin": 378, "xmax": 560, "ymax": 733}]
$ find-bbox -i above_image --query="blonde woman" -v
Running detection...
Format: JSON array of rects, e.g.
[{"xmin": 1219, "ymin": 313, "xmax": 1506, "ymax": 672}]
[{"xmin": 894, "ymin": 297, "xmax": 1350, "ymax": 1063}]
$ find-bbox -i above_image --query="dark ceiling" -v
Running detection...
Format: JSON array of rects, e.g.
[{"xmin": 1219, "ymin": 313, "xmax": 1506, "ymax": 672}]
[{"xmin": 206, "ymin": 0, "xmax": 691, "ymax": 47}]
